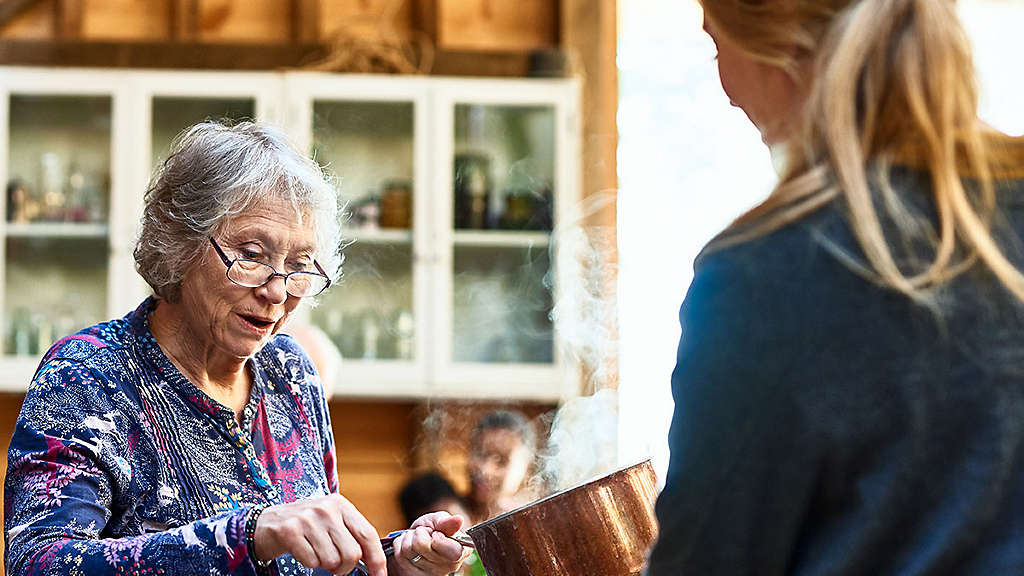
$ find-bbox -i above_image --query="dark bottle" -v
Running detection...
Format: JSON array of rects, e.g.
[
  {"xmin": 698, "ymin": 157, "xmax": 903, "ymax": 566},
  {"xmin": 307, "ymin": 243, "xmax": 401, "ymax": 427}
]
[{"xmin": 454, "ymin": 152, "xmax": 492, "ymax": 230}]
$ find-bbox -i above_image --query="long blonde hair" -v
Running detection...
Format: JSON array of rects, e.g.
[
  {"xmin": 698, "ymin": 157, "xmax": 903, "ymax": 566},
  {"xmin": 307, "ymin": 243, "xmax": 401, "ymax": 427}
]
[{"xmin": 701, "ymin": 0, "xmax": 1024, "ymax": 300}]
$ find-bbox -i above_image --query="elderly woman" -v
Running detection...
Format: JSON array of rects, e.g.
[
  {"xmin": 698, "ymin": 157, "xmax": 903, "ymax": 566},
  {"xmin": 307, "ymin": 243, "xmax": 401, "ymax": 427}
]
[
  {"xmin": 646, "ymin": 0, "xmax": 1024, "ymax": 574},
  {"xmin": 4, "ymin": 121, "xmax": 465, "ymax": 576}
]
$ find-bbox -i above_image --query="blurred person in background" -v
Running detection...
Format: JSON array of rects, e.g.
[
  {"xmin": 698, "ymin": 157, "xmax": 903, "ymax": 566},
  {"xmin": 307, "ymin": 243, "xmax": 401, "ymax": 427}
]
[
  {"xmin": 464, "ymin": 410, "xmax": 536, "ymax": 526},
  {"xmin": 4, "ymin": 121, "xmax": 465, "ymax": 576},
  {"xmin": 646, "ymin": 0, "xmax": 1024, "ymax": 574},
  {"xmin": 399, "ymin": 472, "xmax": 470, "ymax": 528},
  {"xmin": 398, "ymin": 473, "xmax": 483, "ymax": 576},
  {"xmin": 286, "ymin": 320, "xmax": 343, "ymax": 399}
]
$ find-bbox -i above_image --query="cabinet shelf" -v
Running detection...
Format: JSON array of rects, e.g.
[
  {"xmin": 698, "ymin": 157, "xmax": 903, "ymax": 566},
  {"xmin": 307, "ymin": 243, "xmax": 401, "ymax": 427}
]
[
  {"xmin": 0, "ymin": 356, "xmax": 45, "ymax": 392},
  {"xmin": 4, "ymin": 222, "xmax": 109, "ymax": 238},
  {"xmin": 452, "ymin": 230, "xmax": 551, "ymax": 248}
]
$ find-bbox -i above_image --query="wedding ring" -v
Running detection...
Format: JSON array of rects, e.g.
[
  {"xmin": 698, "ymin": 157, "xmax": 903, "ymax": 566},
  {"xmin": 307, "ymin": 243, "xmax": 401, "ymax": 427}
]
[{"xmin": 410, "ymin": 554, "xmax": 423, "ymax": 564}]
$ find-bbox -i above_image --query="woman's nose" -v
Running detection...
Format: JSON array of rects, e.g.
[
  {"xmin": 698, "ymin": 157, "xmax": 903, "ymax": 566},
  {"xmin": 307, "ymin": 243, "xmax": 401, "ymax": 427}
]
[{"xmin": 257, "ymin": 275, "xmax": 288, "ymax": 305}]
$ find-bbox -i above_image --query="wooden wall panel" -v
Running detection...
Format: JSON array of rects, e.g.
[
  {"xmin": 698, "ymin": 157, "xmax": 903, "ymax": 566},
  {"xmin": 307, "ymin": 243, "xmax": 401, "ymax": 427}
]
[
  {"xmin": 428, "ymin": 0, "xmax": 557, "ymax": 52},
  {"xmin": 320, "ymin": 0, "xmax": 414, "ymax": 40},
  {"xmin": 330, "ymin": 400, "xmax": 417, "ymax": 534},
  {"xmin": 82, "ymin": 0, "xmax": 171, "ymax": 41},
  {"xmin": 0, "ymin": 0, "xmax": 54, "ymax": 39},
  {"xmin": 563, "ymin": 0, "xmax": 618, "ymax": 393},
  {"xmin": 339, "ymin": 468, "xmax": 412, "ymax": 534},
  {"xmin": 197, "ymin": 0, "xmax": 290, "ymax": 44}
]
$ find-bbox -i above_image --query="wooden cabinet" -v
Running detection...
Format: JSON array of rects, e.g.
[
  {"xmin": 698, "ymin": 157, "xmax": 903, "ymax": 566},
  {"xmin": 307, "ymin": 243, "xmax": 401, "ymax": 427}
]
[{"xmin": 0, "ymin": 68, "xmax": 581, "ymax": 402}]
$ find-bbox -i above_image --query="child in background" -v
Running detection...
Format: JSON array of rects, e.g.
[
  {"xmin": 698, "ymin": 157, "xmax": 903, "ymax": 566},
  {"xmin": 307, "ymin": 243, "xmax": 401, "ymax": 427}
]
[
  {"xmin": 464, "ymin": 410, "xmax": 536, "ymax": 525},
  {"xmin": 398, "ymin": 472, "xmax": 470, "ymax": 527}
]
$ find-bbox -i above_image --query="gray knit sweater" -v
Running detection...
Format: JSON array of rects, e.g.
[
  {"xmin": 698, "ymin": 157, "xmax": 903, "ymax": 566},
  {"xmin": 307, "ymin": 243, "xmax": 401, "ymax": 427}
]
[{"xmin": 646, "ymin": 167, "xmax": 1024, "ymax": 575}]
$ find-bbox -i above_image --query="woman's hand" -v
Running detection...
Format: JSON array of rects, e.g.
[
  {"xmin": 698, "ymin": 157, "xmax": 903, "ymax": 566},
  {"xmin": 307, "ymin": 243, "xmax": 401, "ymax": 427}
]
[
  {"xmin": 390, "ymin": 512, "xmax": 469, "ymax": 576},
  {"xmin": 253, "ymin": 494, "xmax": 387, "ymax": 576}
]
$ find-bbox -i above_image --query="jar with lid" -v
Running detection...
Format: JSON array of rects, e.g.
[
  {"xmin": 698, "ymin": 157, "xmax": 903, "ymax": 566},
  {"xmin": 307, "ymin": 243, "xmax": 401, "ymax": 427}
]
[{"xmin": 379, "ymin": 180, "xmax": 412, "ymax": 229}]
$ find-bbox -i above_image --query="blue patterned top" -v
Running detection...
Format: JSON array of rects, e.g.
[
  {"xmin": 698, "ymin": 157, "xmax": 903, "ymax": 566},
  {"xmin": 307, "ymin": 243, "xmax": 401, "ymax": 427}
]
[{"xmin": 5, "ymin": 298, "xmax": 345, "ymax": 576}]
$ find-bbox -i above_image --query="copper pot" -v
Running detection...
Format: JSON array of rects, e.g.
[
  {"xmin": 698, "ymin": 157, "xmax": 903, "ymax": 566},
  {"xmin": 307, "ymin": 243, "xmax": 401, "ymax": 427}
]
[{"xmin": 465, "ymin": 460, "xmax": 659, "ymax": 576}]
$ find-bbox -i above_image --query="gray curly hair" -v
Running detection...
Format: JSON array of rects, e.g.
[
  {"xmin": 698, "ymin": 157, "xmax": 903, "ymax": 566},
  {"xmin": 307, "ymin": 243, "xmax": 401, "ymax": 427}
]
[{"xmin": 134, "ymin": 120, "xmax": 342, "ymax": 302}]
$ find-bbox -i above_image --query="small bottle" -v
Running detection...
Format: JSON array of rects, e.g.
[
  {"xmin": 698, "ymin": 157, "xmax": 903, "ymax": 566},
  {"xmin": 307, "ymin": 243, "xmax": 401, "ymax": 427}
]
[
  {"xmin": 340, "ymin": 312, "xmax": 363, "ymax": 359},
  {"xmin": 396, "ymin": 310, "xmax": 414, "ymax": 360},
  {"xmin": 13, "ymin": 308, "xmax": 30, "ymax": 356},
  {"xmin": 39, "ymin": 153, "xmax": 65, "ymax": 221},
  {"xmin": 66, "ymin": 163, "xmax": 87, "ymax": 222},
  {"xmin": 379, "ymin": 180, "xmax": 412, "ymax": 229},
  {"xmin": 362, "ymin": 315, "xmax": 378, "ymax": 360},
  {"xmin": 357, "ymin": 194, "xmax": 380, "ymax": 230},
  {"xmin": 487, "ymin": 185, "xmax": 505, "ymax": 230},
  {"xmin": 325, "ymin": 308, "xmax": 343, "ymax": 340},
  {"xmin": 89, "ymin": 171, "xmax": 110, "ymax": 222},
  {"xmin": 6, "ymin": 179, "xmax": 29, "ymax": 223},
  {"xmin": 35, "ymin": 314, "xmax": 52, "ymax": 355},
  {"xmin": 468, "ymin": 169, "xmax": 487, "ymax": 230}
]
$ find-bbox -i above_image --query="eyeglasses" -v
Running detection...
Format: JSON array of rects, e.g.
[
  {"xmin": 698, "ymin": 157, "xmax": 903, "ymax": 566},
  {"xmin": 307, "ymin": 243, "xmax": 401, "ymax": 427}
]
[{"xmin": 209, "ymin": 237, "xmax": 331, "ymax": 298}]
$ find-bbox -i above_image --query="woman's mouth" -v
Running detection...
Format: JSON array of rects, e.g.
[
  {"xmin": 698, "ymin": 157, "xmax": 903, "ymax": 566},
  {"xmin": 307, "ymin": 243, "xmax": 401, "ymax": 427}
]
[{"xmin": 238, "ymin": 314, "xmax": 275, "ymax": 332}]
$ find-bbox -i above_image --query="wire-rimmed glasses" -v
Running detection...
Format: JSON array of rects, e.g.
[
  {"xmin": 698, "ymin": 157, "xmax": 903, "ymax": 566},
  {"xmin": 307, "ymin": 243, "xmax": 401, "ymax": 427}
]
[{"xmin": 209, "ymin": 237, "xmax": 331, "ymax": 298}]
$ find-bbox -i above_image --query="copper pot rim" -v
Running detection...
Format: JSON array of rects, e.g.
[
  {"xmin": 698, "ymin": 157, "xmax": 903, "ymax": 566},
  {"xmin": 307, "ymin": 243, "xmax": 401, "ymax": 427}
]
[{"xmin": 467, "ymin": 458, "xmax": 655, "ymax": 532}]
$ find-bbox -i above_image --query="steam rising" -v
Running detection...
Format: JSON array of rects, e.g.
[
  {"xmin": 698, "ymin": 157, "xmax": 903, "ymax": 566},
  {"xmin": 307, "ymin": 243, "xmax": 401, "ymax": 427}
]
[
  {"xmin": 531, "ymin": 192, "xmax": 641, "ymax": 495},
  {"xmin": 548, "ymin": 192, "xmax": 620, "ymax": 393},
  {"xmin": 410, "ymin": 191, "xmax": 642, "ymax": 502},
  {"xmin": 533, "ymin": 388, "xmax": 619, "ymax": 493}
]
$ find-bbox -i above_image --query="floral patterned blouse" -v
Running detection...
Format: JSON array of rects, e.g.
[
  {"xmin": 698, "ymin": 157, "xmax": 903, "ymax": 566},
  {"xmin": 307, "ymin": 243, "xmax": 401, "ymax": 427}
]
[{"xmin": 5, "ymin": 298, "xmax": 345, "ymax": 576}]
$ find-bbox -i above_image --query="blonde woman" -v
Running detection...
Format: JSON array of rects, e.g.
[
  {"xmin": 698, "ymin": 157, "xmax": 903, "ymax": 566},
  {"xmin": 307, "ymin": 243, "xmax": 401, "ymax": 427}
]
[{"xmin": 646, "ymin": 1, "xmax": 1024, "ymax": 574}]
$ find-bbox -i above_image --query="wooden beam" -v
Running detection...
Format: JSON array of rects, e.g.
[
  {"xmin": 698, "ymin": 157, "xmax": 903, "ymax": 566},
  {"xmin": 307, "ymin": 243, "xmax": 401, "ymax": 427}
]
[
  {"xmin": 53, "ymin": 0, "xmax": 83, "ymax": 39},
  {"xmin": 291, "ymin": 0, "xmax": 319, "ymax": 44},
  {"xmin": 0, "ymin": 39, "xmax": 531, "ymax": 76},
  {"xmin": 169, "ymin": 0, "xmax": 199, "ymax": 41},
  {"xmin": 431, "ymin": 50, "xmax": 530, "ymax": 77},
  {"xmin": 563, "ymin": 0, "xmax": 618, "ymax": 226},
  {"xmin": 0, "ymin": 0, "xmax": 42, "ymax": 29},
  {"xmin": 562, "ymin": 0, "xmax": 618, "ymax": 394},
  {"xmin": 0, "ymin": 40, "xmax": 326, "ymax": 69}
]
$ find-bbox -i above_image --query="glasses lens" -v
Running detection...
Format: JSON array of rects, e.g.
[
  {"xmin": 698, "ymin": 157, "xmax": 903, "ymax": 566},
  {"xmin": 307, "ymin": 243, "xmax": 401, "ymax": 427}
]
[
  {"xmin": 228, "ymin": 260, "xmax": 274, "ymax": 287},
  {"xmin": 286, "ymin": 272, "xmax": 330, "ymax": 298}
]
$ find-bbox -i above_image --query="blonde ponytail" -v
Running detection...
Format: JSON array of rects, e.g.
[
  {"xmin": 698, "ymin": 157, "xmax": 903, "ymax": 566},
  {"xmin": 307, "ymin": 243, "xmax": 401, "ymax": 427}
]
[{"xmin": 702, "ymin": 0, "xmax": 1024, "ymax": 300}]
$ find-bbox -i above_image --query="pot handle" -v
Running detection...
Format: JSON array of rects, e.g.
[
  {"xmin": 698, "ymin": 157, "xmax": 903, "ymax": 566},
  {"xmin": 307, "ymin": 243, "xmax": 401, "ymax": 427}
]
[{"xmin": 353, "ymin": 530, "xmax": 474, "ymax": 574}]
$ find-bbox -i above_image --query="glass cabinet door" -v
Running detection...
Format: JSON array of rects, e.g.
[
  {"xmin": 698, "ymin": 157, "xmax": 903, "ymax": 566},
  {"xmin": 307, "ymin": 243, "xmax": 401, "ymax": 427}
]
[
  {"xmin": 151, "ymin": 97, "xmax": 255, "ymax": 168},
  {"xmin": 452, "ymin": 244, "xmax": 553, "ymax": 363},
  {"xmin": 450, "ymin": 103, "xmax": 557, "ymax": 365},
  {"xmin": 311, "ymin": 241, "xmax": 415, "ymax": 362},
  {"xmin": 307, "ymin": 100, "xmax": 418, "ymax": 363},
  {"xmin": 4, "ymin": 95, "xmax": 112, "ymax": 357},
  {"xmin": 453, "ymin": 105, "xmax": 556, "ymax": 234}
]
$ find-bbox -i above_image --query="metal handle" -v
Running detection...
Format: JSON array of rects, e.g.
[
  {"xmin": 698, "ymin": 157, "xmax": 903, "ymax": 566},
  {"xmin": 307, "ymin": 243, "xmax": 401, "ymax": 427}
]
[{"xmin": 353, "ymin": 531, "xmax": 474, "ymax": 575}]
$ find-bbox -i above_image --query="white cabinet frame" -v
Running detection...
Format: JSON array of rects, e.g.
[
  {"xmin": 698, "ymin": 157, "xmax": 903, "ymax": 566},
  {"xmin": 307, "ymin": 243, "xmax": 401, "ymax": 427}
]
[
  {"xmin": 124, "ymin": 70, "xmax": 287, "ymax": 308},
  {"xmin": 430, "ymin": 78, "xmax": 581, "ymax": 401},
  {"xmin": 0, "ymin": 68, "xmax": 582, "ymax": 401},
  {"xmin": 0, "ymin": 68, "xmax": 134, "ymax": 388},
  {"xmin": 285, "ymin": 73, "xmax": 432, "ymax": 398}
]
